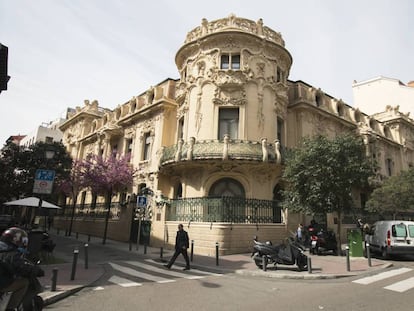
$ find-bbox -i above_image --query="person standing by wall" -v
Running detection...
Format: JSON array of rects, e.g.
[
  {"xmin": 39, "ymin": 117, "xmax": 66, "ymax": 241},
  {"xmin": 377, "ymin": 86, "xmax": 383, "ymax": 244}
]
[{"xmin": 164, "ymin": 224, "xmax": 190, "ymax": 270}]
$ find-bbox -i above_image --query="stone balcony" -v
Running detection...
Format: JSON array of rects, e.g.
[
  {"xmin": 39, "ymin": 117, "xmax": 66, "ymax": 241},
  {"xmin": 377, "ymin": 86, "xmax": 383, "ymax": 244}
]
[{"xmin": 159, "ymin": 136, "xmax": 283, "ymax": 167}]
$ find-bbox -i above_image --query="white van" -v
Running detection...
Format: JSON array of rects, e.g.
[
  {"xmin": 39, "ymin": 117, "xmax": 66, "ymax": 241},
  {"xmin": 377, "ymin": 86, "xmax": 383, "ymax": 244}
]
[{"xmin": 367, "ymin": 220, "xmax": 414, "ymax": 258}]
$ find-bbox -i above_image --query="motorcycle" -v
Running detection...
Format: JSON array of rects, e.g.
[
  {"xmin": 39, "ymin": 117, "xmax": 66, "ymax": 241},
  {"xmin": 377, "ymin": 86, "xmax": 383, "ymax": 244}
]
[
  {"xmin": 309, "ymin": 228, "xmax": 338, "ymax": 255},
  {"xmin": 252, "ymin": 237, "xmax": 308, "ymax": 271}
]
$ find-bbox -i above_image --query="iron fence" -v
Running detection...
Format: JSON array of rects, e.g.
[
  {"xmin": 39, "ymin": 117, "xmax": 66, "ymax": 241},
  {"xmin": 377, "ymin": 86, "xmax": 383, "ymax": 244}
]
[{"xmin": 167, "ymin": 197, "xmax": 282, "ymax": 223}]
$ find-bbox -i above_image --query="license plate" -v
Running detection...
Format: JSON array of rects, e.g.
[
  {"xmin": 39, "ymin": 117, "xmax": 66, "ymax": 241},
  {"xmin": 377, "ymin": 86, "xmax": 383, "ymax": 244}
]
[{"xmin": 311, "ymin": 241, "xmax": 317, "ymax": 247}]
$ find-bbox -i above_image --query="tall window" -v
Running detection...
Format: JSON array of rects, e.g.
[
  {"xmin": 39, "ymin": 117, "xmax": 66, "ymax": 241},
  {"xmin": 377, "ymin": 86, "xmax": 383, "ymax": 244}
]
[
  {"xmin": 219, "ymin": 108, "xmax": 239, "ymax": 140},
  {"xmin": 220, "ymin": 54, "xmax": 240, "ymax": 70},
  {"xmin": 126, "ymin": 138, "xmax": 133, "ymax": 161},
  {"xmin": 277, "ymin": 117, "xmax": 284, "ymax": 147},
  {"xmin": 143, "ymin": 133, "xmax": 151, "ymax": 160},
  {"xmin": 178, "ymin": 117, "xmax": 184, "ymax": 141}
]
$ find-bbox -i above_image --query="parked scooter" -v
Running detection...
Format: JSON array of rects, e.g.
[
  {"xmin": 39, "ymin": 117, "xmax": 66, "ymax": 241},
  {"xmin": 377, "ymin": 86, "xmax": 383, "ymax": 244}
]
[
  {"xmin": 309, "ymin": 228, "xmax": 338, "ymax": 255},
  {"xmin": 252, "ymin": 237, "xmax": 308, "ymax": 271}
]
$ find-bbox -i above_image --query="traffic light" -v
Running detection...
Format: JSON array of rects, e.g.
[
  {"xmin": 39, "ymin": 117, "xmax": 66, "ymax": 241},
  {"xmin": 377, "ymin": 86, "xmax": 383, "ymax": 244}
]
[{"xmin": 0, "ymin": 43, "xmax": 10, "ymax": 92}]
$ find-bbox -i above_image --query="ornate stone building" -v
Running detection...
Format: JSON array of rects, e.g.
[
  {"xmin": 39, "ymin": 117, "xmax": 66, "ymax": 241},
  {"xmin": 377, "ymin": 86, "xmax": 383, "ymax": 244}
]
[{"xmin": 57, "ymin": 15, "xmax": 414, "ymax": 255}]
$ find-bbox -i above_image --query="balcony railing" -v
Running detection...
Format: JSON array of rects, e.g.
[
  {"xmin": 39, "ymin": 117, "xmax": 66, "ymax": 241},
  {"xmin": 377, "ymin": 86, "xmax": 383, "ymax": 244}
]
[{"xmin": 167, "ymin": 197, "xmax": 282, "ymax": 224}]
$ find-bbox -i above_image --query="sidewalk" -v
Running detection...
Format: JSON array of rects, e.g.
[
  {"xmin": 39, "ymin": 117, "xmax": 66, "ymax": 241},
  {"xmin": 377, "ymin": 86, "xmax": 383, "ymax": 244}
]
[{"xmin": 38, "ymin": 232, "xmax": 392, "ymax": 306}]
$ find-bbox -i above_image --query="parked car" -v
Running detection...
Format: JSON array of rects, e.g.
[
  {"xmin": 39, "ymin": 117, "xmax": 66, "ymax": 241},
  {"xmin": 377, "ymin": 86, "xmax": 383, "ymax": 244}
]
[
  {"xmin": 0, "ymin": 214, "xmax": 14, "ymax": 233},
  {"xmin": 367, "ymin": 220, "xmax": 414, "ymax": 258}
]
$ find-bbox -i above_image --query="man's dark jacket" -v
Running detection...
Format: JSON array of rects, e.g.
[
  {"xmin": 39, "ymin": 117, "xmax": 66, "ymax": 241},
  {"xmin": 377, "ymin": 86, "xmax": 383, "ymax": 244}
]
[{"xmin": 175, "ymin": 230, "xmax": 189, "ymax": 250}]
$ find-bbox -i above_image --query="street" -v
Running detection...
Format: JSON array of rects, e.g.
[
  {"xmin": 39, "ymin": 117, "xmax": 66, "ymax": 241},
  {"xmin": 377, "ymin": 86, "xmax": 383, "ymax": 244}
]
[{"xmin": 43, "ymin": 257, "xmax": 414, "ymax": 311}]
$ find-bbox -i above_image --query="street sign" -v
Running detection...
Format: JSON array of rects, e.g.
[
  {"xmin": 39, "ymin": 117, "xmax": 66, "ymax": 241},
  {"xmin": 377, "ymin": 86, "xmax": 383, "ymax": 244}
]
[
  {"xmin": 33, "ymin": 169, "xmax": 56, "ymax": 194},
  {"xmin": 137, "ymin": 196, "xmax": 147, "ymax": 208}
]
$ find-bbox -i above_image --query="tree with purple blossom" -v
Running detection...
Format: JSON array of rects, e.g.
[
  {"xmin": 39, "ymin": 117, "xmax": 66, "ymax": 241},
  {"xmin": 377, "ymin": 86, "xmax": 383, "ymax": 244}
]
[
  {"xmin": 57, "ymin": 159, "xmax": 88, "ymax": 236},
  {"xmin": 82, "ymin": 153, "xmax": 136, "ymax": 244}
]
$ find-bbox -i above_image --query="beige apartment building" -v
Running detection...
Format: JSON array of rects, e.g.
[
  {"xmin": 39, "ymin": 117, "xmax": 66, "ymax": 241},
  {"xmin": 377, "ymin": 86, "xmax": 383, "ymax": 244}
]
[{"xmin": 55, "ymin": 15, "xmax": 414, "ymax": 255}]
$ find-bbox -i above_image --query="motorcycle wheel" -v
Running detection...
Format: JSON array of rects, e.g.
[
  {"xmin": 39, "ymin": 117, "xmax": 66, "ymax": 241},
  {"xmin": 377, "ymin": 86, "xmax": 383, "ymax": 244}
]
[
  {"xmin": 297, "ymin": 257, "xmax": 308, "ymax": 271},
  {"xmin": 253, "ymin": 253, "xmax": 264, "ymax": 269}
]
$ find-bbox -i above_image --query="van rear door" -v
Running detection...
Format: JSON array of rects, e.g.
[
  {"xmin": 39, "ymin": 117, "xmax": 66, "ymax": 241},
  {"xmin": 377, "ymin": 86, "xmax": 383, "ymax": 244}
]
[{"xmin": 391, "ymin": 223, "xmax": 408, "ymax": 245}]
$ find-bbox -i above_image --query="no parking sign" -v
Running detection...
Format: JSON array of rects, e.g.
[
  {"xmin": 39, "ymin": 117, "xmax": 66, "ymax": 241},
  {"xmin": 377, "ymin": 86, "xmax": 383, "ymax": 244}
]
[{"xmin": 33, "ymin": 169, "xmax": 55, "ymax": 194}]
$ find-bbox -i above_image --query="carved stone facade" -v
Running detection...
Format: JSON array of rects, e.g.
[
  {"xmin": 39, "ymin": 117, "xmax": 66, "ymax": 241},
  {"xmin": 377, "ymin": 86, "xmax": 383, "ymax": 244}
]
[{"xmin": 58, "ymin": 15, "xmax": 414, "ymax": 254}]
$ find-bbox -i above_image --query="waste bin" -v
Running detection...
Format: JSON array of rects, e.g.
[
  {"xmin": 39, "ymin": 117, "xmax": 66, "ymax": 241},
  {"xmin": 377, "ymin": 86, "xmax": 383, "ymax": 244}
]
[{"xmin": 348, "ymin": 229, "xmax": 363, "ymax": 257}]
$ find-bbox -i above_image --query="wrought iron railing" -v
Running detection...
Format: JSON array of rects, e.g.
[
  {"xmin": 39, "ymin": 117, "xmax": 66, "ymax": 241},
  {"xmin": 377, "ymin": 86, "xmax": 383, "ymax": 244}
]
[{"xmin": 167, "ymin": 197, "xmax": 282, "ymax": 223}]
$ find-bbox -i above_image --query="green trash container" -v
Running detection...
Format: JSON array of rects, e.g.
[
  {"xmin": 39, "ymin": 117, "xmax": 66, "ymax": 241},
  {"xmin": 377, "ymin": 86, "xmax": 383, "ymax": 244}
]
[{"xmin": 348, "ymin": 229, "xmax": 363, "ymax": 257}]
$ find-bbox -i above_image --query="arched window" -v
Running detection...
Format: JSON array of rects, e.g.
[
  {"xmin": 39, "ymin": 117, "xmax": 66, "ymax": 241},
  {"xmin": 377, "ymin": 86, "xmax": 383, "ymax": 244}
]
[{"xmin": 208, "ymin": 178, "xmax": 245, "ymax": 197}]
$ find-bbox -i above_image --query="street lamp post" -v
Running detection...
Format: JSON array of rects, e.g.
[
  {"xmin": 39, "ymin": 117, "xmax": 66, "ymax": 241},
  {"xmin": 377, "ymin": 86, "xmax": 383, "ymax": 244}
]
[{"xmin": 33, "ymin": 146, "xmax": 55, "ymax": 231}]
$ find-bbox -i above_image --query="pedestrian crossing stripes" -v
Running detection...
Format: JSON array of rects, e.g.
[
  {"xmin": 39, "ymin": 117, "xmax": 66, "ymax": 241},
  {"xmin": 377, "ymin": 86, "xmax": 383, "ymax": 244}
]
[
  {"xmin": 352, "ymin": 267, "xmax": 414, "ymax": 293},
  {"xmin": 352, "ymin": 267, "xmax": 412, "ymax": 285},
  {"xmin": 144, "ymin": 259, "xmax": 223, "ymax": 277},
  {"xmin": 108, "ymin": 276, "xmax": 142, "ymax": 287},
  {"xmin": 125, "ymin": 261, "xmax": 204, "ymax": 280},
  {"xmin": 102, "ymin": 260, "xmax": 221, "ymax": 289},
  {"xmin": 383, "ymin": 277, "xmax": 414, "ymax": 293},
  {"xmin": 109, "ymin": 262, "xmax": 176, "ymax": 283}
]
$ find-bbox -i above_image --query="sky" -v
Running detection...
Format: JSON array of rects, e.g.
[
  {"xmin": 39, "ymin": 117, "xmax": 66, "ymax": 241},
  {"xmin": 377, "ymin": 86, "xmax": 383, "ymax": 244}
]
[{"xmin": 1, "ymin": 0, "xmax": 413, "ymax": 145}]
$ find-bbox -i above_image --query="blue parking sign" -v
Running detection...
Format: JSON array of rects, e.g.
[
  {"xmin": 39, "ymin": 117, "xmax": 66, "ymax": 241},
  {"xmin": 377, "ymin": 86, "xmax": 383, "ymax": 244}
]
[
  {"xmin": 33, "ymin": 169, "xmax": 56, "ymax": 194},
  {"xmin": 137, "ymin": 196, "xmax": 147, "ymax": 208}
]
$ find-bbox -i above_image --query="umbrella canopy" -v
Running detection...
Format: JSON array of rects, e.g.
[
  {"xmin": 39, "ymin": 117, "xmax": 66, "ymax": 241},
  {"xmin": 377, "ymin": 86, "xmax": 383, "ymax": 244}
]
[{"xmin": 4, "ymin": 197, "xmax": 61, "ymax": 209}]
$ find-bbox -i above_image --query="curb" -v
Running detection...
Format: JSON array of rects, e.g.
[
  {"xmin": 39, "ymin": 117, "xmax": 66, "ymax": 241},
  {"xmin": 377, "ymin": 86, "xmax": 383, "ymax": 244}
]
[
  {"xmin": 235, "ymin": 262, "xmax": 394, "ymax": 280},
  {"xmin": 41, "ymin": 264, "xmax": 106, "ymax": 306}
]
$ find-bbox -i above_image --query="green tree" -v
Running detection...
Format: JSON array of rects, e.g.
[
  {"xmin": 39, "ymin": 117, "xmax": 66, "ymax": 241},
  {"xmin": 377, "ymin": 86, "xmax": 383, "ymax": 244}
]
[
  {"xmin": 282, "ymin": 134, "xmax": 374, "ymax": 248},
  {"xmin": 0, "ymin": 141, "xmax": 72, "ymax": 203},
  {"xmin": 366, "ymin": 168, "xmax": 414, "ymax": 219}
]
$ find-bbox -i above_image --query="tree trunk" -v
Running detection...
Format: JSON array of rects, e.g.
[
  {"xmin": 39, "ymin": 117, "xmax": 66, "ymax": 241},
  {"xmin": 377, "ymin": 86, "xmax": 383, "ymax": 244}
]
[
  {"xmin": 68, "ymin": 193, "xmax": 78, "ymax": 236},
  {"xmin": 102, "ymin": 191, "xmax": 112, "ymax": 244}
]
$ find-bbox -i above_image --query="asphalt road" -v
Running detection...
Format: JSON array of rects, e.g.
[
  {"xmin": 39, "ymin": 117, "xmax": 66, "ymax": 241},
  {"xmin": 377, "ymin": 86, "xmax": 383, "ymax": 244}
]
[{"xmin": 43, "ymin": 257, "xmax": 414, "ymax": 311}]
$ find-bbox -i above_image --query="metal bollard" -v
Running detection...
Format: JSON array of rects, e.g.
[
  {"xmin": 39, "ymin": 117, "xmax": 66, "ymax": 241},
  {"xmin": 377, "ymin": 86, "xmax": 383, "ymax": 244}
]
[
  {"xmin": 84, "ymin": 244, "xmax": 89, "ymax": 270},
  {"xmin": 215, "ymin": 242, "xmax": 219, "ymax": 266},
  {"xmin": 144, "ymin": 244, "xmax": 147, "ymax": 255},
  {"xmin": 262, "ymin": 256, "xmax": 267, "ymax": 271},
  {"xmin": 307, "ymin": 257, "xmax": 312, "ymax": 274},
  {"xmin": 51, "ymin": 268, "xmax": 58, "ymax": 291},
  {"xmin": 346, "ymin": 246, "xmax": 350, "ymax": 272},
  {"xmin": 76, "ymin": 232, "xmax": 79, "ymax": 239},
  {"xmin": 366, "ymin": 243, "xmax": 372, "ymax": 267},
  {"xmin": 190, "ymin": 240, "xmax": 194, "ymax": 262},
  {"xmin": 160, "ymin": 247, "xmax": 163, "ymax": 259},
  {"xmin": 70, "ymin": 249, "xmax": 79, "ymax": 280},
  {"xmin": 56, "ymin": 228, "xmax": 60, "ymax": 235},
  {"xmin": 88, "ymin": 235, "xmax": 91, "ymax": 242}
]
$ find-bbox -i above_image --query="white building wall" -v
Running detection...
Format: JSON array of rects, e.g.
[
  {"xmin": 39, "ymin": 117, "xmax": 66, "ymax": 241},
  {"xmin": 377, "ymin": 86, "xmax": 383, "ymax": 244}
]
[
  {"xmin": 20, "ymin": 119, "xmax": 64, "ymax": 148},
  {"xmin": 352, "ymin": 76, "xmax": 414, "ymax": 116}
]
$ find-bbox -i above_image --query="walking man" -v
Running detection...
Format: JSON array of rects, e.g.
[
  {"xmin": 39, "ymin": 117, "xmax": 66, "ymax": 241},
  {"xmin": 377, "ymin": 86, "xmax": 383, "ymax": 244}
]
[{"xmin": 165, "ymin": 224, "xmax": 190, "ymax": 270}]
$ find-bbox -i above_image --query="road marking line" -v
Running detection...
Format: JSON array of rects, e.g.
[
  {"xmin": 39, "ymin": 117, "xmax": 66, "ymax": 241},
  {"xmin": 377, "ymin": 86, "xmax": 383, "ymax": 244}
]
[
  {"xmin": 145, "ymin": 259, "xmax": 223, "ymax": 277},
  {"xmin": 352, "ymin": 268, "xmax": 412, "ymax": 285},
  {"xmin": 384, "ymin": 277, "xmax": 414, "ymax": 293},
  {"xmin": 108, "ymin": 276, "xmax": 142, "ymax": 287},
  {"xmin": 109, "ymin": 262, "xmax": 176, "ymax": 283},
  {"xmin": 124, "ymin": 261, "xmax": 205, "ymax": 280}
]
